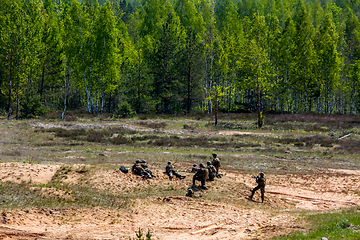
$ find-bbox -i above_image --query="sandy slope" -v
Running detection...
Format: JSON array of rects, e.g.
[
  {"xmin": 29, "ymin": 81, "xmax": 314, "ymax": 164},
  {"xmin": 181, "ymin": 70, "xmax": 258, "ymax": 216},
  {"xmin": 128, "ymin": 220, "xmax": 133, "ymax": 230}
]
[{"xmin": 1, "ymin": 162, "xmax": 360, "ymax": 239}]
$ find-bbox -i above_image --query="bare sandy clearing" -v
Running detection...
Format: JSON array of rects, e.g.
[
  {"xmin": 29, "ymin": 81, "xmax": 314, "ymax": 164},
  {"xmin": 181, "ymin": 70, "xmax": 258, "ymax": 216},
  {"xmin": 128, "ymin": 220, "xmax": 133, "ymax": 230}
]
[{"xmin": 1, "ymin": 163, "xmax": 360, "ymax": 239}]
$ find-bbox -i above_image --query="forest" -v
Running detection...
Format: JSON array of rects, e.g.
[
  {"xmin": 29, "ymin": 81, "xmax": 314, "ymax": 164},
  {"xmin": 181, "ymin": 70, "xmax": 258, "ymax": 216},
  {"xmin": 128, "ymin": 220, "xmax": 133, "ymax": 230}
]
[{"xmin": 1, "ymin": 0, "xmax": 360, "ymax": 121}]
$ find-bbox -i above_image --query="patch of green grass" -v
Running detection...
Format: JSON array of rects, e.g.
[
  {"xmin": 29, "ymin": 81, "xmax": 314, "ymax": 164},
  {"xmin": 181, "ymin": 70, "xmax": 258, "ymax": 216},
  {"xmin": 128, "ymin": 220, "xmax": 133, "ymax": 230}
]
[
  {"xmin": 273, "ymin": 208, "xmax": 360, "ymax": 240},
  {"xmin": 0, "ymin": 181, "xmax": 130, "ymax": 210}
]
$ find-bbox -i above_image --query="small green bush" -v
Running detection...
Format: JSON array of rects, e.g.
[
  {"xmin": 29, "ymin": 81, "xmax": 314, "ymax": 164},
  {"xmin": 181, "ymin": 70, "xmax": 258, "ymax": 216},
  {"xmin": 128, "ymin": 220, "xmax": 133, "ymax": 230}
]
[{"xmin": 114, "ymin": 102, "xmax": 135, "ymax": 118}]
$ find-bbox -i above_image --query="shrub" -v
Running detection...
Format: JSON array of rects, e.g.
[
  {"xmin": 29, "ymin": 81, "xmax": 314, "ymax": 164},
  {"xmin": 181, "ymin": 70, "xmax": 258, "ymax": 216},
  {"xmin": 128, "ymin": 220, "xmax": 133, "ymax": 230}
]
[
  {"xmin": 114, "ymin": 102, "xmax": 135, "ymax": 118},
  {"xmin": 20, "ymin": 91, "xmax": 47, "ymax": 118}
]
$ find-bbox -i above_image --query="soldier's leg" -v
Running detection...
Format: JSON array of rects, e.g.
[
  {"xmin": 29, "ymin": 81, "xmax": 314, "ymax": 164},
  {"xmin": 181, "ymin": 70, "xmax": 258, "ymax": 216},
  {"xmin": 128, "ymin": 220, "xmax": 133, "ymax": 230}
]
[
  {"xmin": 250, "ymin": 186, "xmax": 260, "ymax": 199},
  {"xmin": 169, "ymin": 171, "xmax": 173, "ymax": 179},
  {"xmin": 209, "ymin": 173, "xmax": 215, "ymax": 181},
  {"xmin": 261, "ymin": 187, "xmax": 265, "ymax": 203},
  {"xmin": 147, "ymin": 169, "xmax": 155, "ymax": 177},
  {"xmin": 201, "ymin": 179, "xmax": 207, "ymax": 189}
]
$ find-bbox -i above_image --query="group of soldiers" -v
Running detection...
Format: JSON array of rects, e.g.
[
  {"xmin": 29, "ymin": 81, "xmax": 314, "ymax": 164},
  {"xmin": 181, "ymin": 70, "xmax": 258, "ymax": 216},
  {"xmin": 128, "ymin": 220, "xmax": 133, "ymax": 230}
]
[
  {"xmin": 131, "ymin": 159, "xmax": 155, "ymax": 179},
  {"xmin": 129, "ymin": 153, "xmax": 266, "ymax": 203},
  {"xmin": 190, "ymin": 153, "xmax": 222, "ymax": 190}
]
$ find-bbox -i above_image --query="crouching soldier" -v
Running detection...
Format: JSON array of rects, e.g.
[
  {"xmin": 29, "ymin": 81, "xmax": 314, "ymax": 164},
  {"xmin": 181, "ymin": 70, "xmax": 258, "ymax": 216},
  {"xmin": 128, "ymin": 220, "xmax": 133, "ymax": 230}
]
[
  {"xmin": 186, "ymin": 188, "xmax": 202, "ymax": 198},
  {"xmin": 207, "ymin": 161, "xmax": 216, "ymax": 181},
  {"xmin": 141, "ymin": 160, "xmax": 155, "ymax": 178},
  {"xmin": 249, "ymin": 172, "xmax": 266, "ymax": 203},
  {"xmin": 166, "ymin": 161, "xmax": 186, "ymax": 180},
  {"xmin": 192, "ymin": 163, "xmax": 208, "ymax": 189}
]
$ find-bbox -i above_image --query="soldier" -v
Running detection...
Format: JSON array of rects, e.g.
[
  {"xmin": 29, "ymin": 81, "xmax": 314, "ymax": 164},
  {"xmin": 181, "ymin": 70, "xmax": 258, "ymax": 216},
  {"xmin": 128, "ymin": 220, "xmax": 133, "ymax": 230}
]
[
  {"xmin": 141, "ymin": 160, "xmax": 155, "ymax": 178},
  {"xmin": 192, "ymin": 163, "xmax": 208, "ymax": 189},
  {"xmin": 206, "ymin": 161, "xmax": 216, "ymax": 181},
  {"xmin": 191, "ymin": 164, "xmax": 198, "ymax": 173},
  {"xmin": 185, "ymin": 188, "xmax": 202, "ymax": 198},
  {"xmin": 166, "ymin": 161, "xmax": 186, "ymax": 180},
  {"xmin": 211, "ymin": 153, "xmax": 221, "ymax": 177},
  {"xmin": 249, "ymin": 172, "xmax": 266, "ymax": 203},
  {"xmin": 132, "ymin": 159, "xmax": 143, "ymax": 175}
]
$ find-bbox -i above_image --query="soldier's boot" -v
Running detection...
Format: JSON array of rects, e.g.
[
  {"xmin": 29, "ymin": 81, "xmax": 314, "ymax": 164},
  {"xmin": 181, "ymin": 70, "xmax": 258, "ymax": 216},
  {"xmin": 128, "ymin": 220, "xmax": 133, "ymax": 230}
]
[
  {"xmin": 261, "ymin": 196, "xmax": 264, "ymax": 203},
  {"xmin": 201, "ymin": 185, "xmax": 208, "ymax": 190}
]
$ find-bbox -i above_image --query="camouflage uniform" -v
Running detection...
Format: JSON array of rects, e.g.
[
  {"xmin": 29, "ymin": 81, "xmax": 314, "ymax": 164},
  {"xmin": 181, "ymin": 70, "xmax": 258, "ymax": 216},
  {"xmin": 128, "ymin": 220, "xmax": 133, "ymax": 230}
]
[
  {"xmin": 191, "ymin": 164, "xmax": 198, "ymax": 173},
  {"xmin": 140, "ymin": 160, "xmax": 154, "ymax": 178},
  {"xmin": 249, "ymin": 173, "xmax": 266, "ymax": 203},
  {"xmin": 206, "ymin": 161, "xmax": 216, "ymax": 181},
  {"xmin": 132, "ymin": 160, "xmax": 144, "ymax": 175},
  {"xmin": 211, "ymin": 153, "xmax": 221, "ymax": 175},
  {"xmin": 166, "ymin": 161, "xmax": 185, "ymax": 179},
  {"xmin": 192, "ymin": 164, "xmax": 208, "ymax": 189}
]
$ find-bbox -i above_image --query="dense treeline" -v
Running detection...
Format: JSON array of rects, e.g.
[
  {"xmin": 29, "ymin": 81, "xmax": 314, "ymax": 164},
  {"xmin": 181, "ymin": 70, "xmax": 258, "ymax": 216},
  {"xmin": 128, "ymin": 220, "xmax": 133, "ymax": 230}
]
[{"xmin": 1, "ymin": 0, "xmax": 360, "ymax": 121}]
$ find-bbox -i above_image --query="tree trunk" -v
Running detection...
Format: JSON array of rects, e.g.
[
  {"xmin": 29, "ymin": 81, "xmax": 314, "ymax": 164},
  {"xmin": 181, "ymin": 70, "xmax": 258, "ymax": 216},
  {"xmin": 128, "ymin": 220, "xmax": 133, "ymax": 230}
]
[
  {"xmin": 79, "ymin": 16, "xmax": 91, "ymax": 114},
  {"xmin": 16, "ymin": 79, "xmax": 19, "ymax": 120},
  {"xmin": 7, "ymin": 55, "xmax": 13, "ymax": 120},
  {"xmin": 62, "ymin": 65, "xmax": 67, "ymax": 120},
  {"xmin": 214, "ymin": 91, "xmax": 218, "ymax": 127}
]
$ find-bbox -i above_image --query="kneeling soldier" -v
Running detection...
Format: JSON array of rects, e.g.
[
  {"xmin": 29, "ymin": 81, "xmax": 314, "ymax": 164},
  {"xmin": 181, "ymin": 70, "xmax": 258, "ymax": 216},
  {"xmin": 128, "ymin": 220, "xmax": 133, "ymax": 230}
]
[{"xmin": 192, "ymin": 163, "xmax": 208, "ymax": 189}]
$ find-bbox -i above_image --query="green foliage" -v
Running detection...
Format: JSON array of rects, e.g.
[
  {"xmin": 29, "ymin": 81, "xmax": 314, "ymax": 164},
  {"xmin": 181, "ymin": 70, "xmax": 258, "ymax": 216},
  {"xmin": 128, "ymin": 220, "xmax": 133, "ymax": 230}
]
[
  {"xmin": 114, "ymin": 102, "xmax": 136, "ymax": 118},
  {"xmin": 20, "ymin": 90, "xmax": 47, "ymax": 118},
  {"xmin": 273, "ymin": 208, "xmax": 360, "ymax": 240},
  {"xmin": 129, "ymin": 228, "xmax": 152, "ymax": 240},
  {"xmin": 2, "ymin": 0, "xmax": 360, "ymax": 119}
]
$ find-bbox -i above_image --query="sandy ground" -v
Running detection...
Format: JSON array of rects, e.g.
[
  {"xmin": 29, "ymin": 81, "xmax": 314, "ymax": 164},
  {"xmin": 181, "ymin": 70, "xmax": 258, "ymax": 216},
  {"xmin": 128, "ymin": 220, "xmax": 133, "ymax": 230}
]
[{"xmin": 1, "ymin": 162, "xmax": 360, "ymax": 239}]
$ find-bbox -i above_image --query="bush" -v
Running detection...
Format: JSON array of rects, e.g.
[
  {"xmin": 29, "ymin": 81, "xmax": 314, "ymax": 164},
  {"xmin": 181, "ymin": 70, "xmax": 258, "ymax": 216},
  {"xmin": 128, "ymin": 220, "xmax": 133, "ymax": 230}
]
[
  {"xmin": 20, "ymin": 91, "xmax": 47, "ymax": 118},
  {"xmin": 114, "ymin": 102, "xmax": 135, "ymax": 118}
]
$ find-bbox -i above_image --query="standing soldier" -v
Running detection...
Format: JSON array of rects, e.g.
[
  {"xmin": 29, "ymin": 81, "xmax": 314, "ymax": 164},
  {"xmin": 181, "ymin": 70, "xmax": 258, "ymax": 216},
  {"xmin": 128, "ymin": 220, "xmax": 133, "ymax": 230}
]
[
  {"xmin": 211, "ymin": 153, "xmax": 221, "ymax": 176},
  {"xmin": 249, "ymin": 172, "xmax": 266, "ymax": 203},
  {"xmin": 206, "ymin": 161, "xmax": 216, "ymax": 181},
  {"xmin": 166, "ymin": 161, "xmax": 186, "ymax": 180},
  {"xmin": 192, "ymin": 163, "xmax": 208, "ymax": 189}
]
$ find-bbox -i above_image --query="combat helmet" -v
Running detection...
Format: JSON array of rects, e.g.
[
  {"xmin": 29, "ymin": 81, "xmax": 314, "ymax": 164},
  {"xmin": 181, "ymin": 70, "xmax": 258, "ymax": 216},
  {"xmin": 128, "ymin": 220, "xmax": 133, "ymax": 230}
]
[
  {"xmin": 187, "ymin": 188, "xmax": 194, "ymax": 194},
  {"xmin": 135, "ymin": 159, "xmax": 140, "ymax": 163},
  {"xmin": 259, "ymin": 172, "xmax": 264, "ymax": 176},
  {"xmin": 199, "ymin": 163, "xmax": 205, "ymax": 168},
  {"xmin": 141, "ymin": 159, "xmax": 146, "ymax": 163},
  {"xmin": 168, "ymin": 161, "xmax": 172, "ymax": 165},
  {"xmin": 212, "ymin": 153, "xmax": 217, "ymax": 156},
  {"xmin": 193, "ymin": 163, "xmax": 197, "ymax": 167},
  {"xmin": 207, "ymin": 161, "xmax": 211, "ymax": 166}
]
